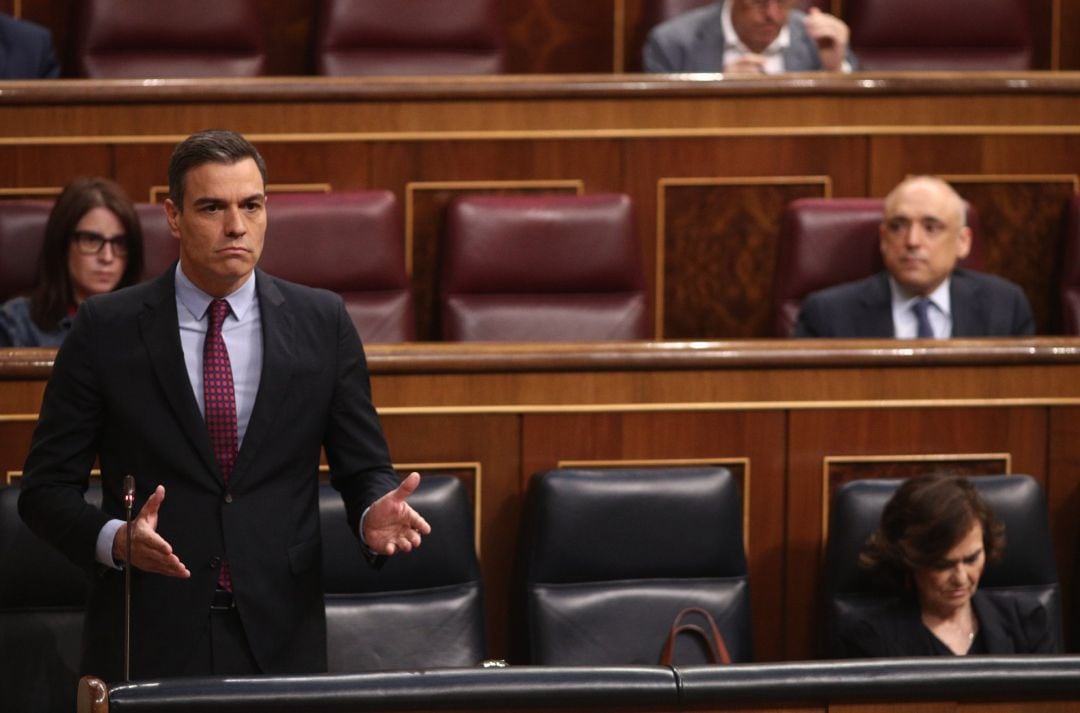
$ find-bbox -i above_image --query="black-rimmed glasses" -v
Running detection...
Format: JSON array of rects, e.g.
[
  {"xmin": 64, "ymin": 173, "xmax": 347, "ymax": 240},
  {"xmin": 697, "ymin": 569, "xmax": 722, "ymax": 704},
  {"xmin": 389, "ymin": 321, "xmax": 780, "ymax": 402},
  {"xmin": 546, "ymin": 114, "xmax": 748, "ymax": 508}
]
[{"xmin": 73, "ymin": 230, "xmax": 129, "ymax": 257}]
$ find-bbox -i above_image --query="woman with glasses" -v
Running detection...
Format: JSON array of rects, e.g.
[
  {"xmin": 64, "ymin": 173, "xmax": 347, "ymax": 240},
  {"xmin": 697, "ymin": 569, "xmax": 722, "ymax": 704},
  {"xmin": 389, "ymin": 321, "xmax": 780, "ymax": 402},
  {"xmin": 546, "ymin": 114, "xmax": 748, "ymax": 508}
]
[{"xmin": 0, "ymin": 177, "xmax": 144, "ymax": 346}]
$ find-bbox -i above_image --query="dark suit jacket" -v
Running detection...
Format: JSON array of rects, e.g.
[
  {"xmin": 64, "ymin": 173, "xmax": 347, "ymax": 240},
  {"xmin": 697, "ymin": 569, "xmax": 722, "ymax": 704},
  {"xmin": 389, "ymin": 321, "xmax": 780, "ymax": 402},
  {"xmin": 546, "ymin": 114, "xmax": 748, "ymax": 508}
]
[
  {"xmin": 643, "ymin": 4, "xmax": 857, "ymax": 73},
  {"xmin": 18, "ymin": 266, "xmax": 399, "ymax": 681},
  {"xmin": 0, "ymin": 14, "xmax": 59, "ymax": 79},
  {"xmin": 794, "ymin": 269, "xmax": 1035, "ymax": 338},
  {"xmin": 837, "ymin": 591, "xmax": 1056, "ymax": 657}
]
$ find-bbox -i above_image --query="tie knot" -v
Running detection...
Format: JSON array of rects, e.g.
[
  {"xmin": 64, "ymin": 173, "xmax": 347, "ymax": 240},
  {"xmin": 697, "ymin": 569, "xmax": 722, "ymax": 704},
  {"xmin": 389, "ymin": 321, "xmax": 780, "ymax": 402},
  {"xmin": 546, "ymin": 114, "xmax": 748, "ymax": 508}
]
[
  {"xmin": 208, "ymin": 299, "xmax": 230, "ymax": 334},
  {"xmin": 912, "ymin": 298, "xmax": 932, "ymax": 318}
]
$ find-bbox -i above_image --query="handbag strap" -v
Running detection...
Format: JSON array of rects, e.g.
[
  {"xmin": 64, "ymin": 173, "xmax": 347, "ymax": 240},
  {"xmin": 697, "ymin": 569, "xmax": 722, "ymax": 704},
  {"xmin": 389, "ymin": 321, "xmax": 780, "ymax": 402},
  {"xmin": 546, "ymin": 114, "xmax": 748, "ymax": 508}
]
[{"xmin": 659, "ymin": 607, "xmax": 732, "ymax": 666}]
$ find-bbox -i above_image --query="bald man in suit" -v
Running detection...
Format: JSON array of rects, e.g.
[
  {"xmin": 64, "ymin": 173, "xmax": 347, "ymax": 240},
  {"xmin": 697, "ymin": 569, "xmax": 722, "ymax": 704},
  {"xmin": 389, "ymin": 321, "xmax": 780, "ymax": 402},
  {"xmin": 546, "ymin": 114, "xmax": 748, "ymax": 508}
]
[{"xmin": 795, "ymin": 176, "xmax": 1034, "ymax": 338}]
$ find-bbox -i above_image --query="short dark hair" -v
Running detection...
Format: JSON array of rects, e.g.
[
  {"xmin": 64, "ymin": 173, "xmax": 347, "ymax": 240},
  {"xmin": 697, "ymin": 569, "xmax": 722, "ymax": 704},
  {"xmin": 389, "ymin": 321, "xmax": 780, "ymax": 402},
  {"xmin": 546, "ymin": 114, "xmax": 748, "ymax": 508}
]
[
  {"xmin": 30, "ymin": 177, "xmax": 145, "ymax": 330},
  {"xmin": 859, "ymin": 473, "xmax": 1005, "ymax": 590},
  {"xmin": 167, "ymin": 129, "xmax": 268, "ymax": 208}
]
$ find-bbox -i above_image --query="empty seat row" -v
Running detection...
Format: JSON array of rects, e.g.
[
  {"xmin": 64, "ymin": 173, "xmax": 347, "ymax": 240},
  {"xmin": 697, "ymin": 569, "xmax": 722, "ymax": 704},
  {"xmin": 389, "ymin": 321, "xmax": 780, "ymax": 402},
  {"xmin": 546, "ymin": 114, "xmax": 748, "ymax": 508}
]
[
  {"xmin": 0, "ymin": 468, "xmax": 1061, "ymax": 713},
  {"xmin": 73, "ymin": 0, "xmax": 504, "ymax": 79}
]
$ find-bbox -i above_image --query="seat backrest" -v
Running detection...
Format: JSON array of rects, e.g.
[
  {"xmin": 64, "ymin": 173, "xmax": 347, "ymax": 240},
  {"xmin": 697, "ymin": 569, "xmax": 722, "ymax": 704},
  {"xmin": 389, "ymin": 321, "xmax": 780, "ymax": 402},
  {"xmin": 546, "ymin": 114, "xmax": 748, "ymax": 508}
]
[
  {"xmin": 846, "ymin": 0, "xmax": 1033, "ymax": 70},
  {"xmin": 0, "ymin": 484, "xmax": 100, "ymax": 713},
  {"xmin": 522, "ymin": 467, "xmax": 751, "ymax": 665},
  {"xmin": 258, "ymin": 191, "xmax": 414, "ymax": 343},
  {"xmin": 315, "ymin": 0, "xmax": 505, "ymax": 76},
  {"xmin": 319, "ymin": 475, "xmax": 485, "ymax": 671},
  {"xmin": 823, "ymin": 475, "xmax": 1063, "ymax": 657},
  {"xmin": 1060, "ymin": 195, "xmax": 1080, "ymax": 335},
  {"xmin": 0, "ymin": 201, "xmax": 50, "ymax": 303},
  {"xmin": 770, "ymin": 197, "xmax": 984, "ymax": 337},
  {"xmin": 75, "ymin": 0, "xmax": 267, "ymax": 78},
  {"xmin": 440, "ymin": 194, "xmax": 649, "ymax": 341},
  {"xmin": 135, "ymin": 203, "xmax": 178, "ymax": 281}
]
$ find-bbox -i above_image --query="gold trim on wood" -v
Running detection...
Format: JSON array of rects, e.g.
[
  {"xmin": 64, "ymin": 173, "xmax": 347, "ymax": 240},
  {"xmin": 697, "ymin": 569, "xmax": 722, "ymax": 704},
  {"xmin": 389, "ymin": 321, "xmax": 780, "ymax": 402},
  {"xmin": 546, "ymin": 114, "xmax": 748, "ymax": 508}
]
[
  {"xmin": 654, "ymin": 176, "xmax": 832, "ymax": 338},
  {"xmin": 403, "ymin": 180, "xmax": 585, "ymax": 275},
  {"xmin": 376, "ymin": 397, "xmax": 1080, "ymax": 417},
  {"xmin": 395, "ymin": 461, "xmax": 483, "ymax": 558},
  {"xmin": 819, "ymin": 452, "xmax": 1013, "ymax": 548},
  {"xmin": 148, "ymin": 183, "xmax": 333, "ymax": 203},
  {"xmin": 7, "ymin": 469, "xmax": 102, "ymax": 485},
  {"xmin": 1052, "ymin": 0, "xmax": 1062, "ymax": 71},
  {"xmin": 7, "ymin": 125, "xmax": 1080, "ymax": 149},
  {"xmin": 0, "ymin": 186, "xmax": 63, "ymax": 199},
  {"xmin": 933, "ymin": 174, "xmax": 1079, "ymax": 191},
  {"xmin": 613, "ymin": 0, "xmax": 627, "ymax": 74},
  {"xmin": 555, "ymin": 456, "xmax": 752, "ymax": 553}
]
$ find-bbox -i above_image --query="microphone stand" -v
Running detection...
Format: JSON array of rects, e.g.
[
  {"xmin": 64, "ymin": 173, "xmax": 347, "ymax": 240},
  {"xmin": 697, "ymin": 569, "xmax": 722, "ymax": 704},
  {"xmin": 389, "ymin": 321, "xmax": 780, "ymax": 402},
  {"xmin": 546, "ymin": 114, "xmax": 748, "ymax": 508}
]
[{"xmin": 123, "ymin": 475, "xmax": 135, "ymax": 683}]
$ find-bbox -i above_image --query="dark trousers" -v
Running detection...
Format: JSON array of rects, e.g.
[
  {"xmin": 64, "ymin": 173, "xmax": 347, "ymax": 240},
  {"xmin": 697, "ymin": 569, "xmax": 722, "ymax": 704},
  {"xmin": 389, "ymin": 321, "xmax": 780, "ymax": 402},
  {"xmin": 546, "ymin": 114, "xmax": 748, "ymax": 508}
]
[{"xmin": 182, "ymin": 590, "xmax": 261, "ymax": 676}]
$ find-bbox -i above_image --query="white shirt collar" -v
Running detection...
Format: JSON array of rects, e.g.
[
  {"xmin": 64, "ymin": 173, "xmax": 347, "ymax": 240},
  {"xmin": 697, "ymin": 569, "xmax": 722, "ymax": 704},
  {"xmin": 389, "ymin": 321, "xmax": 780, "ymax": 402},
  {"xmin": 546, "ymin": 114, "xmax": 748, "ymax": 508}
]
[
  {"xmin": 889, "ymin": 276, "xmax": 954, "ymax": 338},
  {"xmin": 175, "ymin": 263, "xmax": 258, "ymax": 323},
  {"xmin": 721, "ymin": 0, "xmax": 791, "ymax": 58}
]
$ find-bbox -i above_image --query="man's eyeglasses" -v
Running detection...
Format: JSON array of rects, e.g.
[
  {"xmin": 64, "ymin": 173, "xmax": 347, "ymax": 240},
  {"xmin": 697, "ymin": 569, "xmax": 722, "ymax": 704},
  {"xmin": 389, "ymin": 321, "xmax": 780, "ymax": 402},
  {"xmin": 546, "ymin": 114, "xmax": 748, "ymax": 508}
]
[
  {"xmin": 73, "ymin": 230, "xmax": 129, "ymax": 257},
  {"xmin": 744, "ymin": 0, "xmax": 799, "ymax": 10}
]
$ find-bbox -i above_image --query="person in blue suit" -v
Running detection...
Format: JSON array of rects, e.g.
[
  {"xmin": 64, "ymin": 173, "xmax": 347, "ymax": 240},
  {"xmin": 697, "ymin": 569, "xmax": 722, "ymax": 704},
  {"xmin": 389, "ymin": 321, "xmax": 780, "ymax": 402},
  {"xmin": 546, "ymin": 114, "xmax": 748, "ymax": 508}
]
[{"xmin": 0, "ymin": 13, "xmax": 59, "ymax": 78}]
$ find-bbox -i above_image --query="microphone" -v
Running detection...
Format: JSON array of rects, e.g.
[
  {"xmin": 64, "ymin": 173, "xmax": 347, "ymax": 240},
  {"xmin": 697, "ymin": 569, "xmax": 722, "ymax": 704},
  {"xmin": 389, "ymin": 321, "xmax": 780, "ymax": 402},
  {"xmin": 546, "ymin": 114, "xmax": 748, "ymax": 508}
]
[{"xmin": 123, "ymin": 475, "xmax": 135, "ymax": 682}]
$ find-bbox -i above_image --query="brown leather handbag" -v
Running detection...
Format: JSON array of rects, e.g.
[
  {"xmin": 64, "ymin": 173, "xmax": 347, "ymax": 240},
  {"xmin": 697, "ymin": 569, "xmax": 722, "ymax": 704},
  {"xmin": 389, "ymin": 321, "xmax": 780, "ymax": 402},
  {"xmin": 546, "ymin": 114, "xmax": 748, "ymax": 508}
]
[{"xmin": 659, "ymin": 607, "xmax": 732, "ymax": 665}]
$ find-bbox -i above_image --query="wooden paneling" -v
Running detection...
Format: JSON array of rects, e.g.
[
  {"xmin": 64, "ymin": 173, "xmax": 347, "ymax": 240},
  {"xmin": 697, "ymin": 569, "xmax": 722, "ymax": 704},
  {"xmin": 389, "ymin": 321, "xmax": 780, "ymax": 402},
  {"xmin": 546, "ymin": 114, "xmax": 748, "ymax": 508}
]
[
  {"xmin": 502, "ymin": 1, "xmax": 617, "ymax": 73},
  {"xmin": 658, "ymin": 178, "xmax": 830, "ymax": 339},
  {"xmin": 946, "ymin": 177, "xmax": 1078, "ymax": 333},
  {"xmin": 3, "ymin": 76, "xmax": 1074, "ymax": 337}
]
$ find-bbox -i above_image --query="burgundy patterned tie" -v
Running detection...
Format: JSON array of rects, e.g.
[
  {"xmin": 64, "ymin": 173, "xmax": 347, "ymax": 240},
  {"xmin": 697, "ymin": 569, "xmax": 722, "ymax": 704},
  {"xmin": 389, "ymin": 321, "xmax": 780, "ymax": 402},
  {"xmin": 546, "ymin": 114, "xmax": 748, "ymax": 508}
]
[{"xmin": 204, "ymin": 298, "xmax": 236, "ymax": 591}]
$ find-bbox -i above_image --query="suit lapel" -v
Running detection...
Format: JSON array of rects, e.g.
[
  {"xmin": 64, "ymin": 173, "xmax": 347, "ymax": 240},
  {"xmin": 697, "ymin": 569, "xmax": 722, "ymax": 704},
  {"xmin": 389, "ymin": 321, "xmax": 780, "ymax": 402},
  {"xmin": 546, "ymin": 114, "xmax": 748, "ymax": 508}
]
[
  {"xmin": 855, "ymin": 273, "xmax": 897, "ymax": 337},
  {"xmin": 949, "ymin": 271, "xmax": 983, "ymax": 337},
  {"xmin": 231, "ymin": 271, "xmax": 295, "ymax": 484},
  {"xmin": 137, "ymin": 269, "xmax": 221, "ymax": 481}
]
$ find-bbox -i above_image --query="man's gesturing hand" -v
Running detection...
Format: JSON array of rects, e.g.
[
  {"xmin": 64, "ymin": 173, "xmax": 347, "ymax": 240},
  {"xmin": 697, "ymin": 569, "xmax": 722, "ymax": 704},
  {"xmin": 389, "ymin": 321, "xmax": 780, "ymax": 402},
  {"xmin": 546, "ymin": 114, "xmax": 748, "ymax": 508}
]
[
  {"xmin": 363, "ymin": 472, "xmax": 432, "ymax": 555},
  {"xmin": 111, "ymin": 484, "xmax": 190, "ymax": 578}
]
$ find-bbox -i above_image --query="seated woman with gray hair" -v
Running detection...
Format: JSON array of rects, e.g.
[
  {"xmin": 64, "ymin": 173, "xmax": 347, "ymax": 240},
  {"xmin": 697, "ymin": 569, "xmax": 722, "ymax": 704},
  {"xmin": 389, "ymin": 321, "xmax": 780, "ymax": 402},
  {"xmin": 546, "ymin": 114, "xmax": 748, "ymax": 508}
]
[{"xmin": 839, "ymin": 473, "xmax": 1054, "ymax": 656}]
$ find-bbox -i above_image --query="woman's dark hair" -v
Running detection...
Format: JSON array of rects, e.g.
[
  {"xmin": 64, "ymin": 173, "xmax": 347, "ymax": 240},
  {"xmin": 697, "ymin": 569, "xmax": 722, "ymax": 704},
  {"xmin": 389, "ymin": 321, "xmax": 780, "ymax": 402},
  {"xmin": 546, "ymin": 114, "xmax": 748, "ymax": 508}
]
[
  {"xmin": 29, "ymin": 177, "xmax": 145, "ymax": 330},
  {"xmin": 859, "ymin": 473, "xmax": 1006, "ymax": 590}
]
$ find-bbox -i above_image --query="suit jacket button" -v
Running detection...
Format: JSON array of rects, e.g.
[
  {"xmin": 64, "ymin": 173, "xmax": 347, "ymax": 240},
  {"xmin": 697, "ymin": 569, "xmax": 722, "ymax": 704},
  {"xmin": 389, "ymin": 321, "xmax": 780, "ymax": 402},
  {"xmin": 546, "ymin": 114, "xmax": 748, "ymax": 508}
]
[
  {"xmin": 224, "ymin": 493, "xmax": 233, "ymax": 503},
  {"xmin": 209, "ymin": 556, "xmax": 222, "ymax": 568}
]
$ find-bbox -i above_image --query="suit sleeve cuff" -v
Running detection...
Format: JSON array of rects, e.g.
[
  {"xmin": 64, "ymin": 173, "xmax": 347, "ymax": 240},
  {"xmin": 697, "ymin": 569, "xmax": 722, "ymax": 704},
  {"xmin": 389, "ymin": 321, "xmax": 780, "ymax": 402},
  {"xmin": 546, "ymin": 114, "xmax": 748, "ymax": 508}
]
[{"xmin": 96, "ymin": 519, "xmax": 125, "ymax": 569}]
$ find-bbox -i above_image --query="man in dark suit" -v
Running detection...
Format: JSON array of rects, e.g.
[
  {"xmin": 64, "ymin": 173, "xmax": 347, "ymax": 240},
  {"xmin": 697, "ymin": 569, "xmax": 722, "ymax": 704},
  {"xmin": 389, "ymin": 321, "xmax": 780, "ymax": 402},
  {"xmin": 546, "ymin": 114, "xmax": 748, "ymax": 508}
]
[
  {"xmin": 795, "ymin": 176, "xmax": 1034, "ymax": 338},
  {"xmin": 19, "ymin": 130, "xmax": 430, "ymax": 682},
  {"xmin": 643, "ymin": 0, "xmax": 854, "ymax": 74},
  {"xmin": 0, "ymin": 13, "xmax": 60, "ymax": 78}
]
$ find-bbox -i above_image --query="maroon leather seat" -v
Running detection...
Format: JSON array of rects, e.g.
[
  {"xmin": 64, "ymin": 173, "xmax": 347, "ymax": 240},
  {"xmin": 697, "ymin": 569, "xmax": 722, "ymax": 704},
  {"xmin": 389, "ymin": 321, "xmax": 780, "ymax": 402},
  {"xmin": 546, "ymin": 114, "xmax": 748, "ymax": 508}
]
[
  {"xmin": 1060, "ymin": 195, "xmax": 1080, "ymax": 335},
  {"xmin": 315, "ymin": 0, "xmax": 505, "ymax": 76},
  {"xmin": 440, "ymin": 194, "xmax": 649, "ymax": 342},
  {"xmin": 75, "ymin": 0, "xmax": 267, "ymax": 78},
  {"xmin": 0, "ymin": 201, "xmax": 51, "ymax": 302},
  {"xmin": 258, "ymin": 191, "xmax": 414, "ymax": 344},
  {"xmin": 771, "ymin": 198, "xmax": 983, "ymax": 337},
  {"xmin": 846, "ymin": 0, "xmax": 1032, "ymax": 70},
  {"xmin": 135, "ymin": 203, "xmax": 178, "ymax": 281}
]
